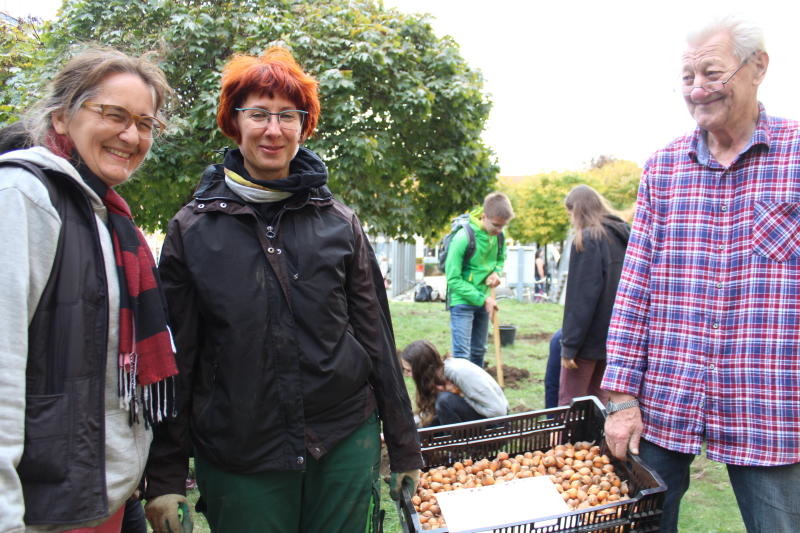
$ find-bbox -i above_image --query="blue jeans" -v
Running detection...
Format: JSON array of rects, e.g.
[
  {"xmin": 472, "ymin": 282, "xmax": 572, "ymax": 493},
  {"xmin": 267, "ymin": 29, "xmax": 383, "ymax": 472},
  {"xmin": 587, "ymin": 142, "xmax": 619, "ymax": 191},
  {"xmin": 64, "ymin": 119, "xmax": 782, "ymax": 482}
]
[
  {"xmin": 638, "ymin": 439, "xmax": 800, "ymax": 533},
  {"xmin": 121, "ymin": 498, "xmax": 147, "ymax": 533},
  {"xmin": 545, "ymin": 329, "xmax": 562, "ymax": 409},
  {"xmin": 450, "ymin": 304, "xmax": 489, "ymax": 368}
]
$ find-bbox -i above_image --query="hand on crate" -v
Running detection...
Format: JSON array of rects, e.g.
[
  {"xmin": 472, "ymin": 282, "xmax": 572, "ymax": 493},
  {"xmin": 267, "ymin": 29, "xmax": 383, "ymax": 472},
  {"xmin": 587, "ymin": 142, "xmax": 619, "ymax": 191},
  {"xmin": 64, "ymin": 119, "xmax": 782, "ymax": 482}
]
[
  {"xmin": 604, "ymin": 394, "xmax": 643, "ymax": 460},
  {"xmin": 389, "ymin": 469, "xmax": 420, "ymax": 501}
]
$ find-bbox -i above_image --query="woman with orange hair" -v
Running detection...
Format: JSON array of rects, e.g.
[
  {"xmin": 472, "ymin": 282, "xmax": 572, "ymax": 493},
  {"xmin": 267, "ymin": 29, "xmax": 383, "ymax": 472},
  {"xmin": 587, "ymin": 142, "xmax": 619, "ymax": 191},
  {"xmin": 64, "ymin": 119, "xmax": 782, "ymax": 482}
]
[{"xmin": 143, "ymin": 47, "xmax": 422, "ymax": 533}]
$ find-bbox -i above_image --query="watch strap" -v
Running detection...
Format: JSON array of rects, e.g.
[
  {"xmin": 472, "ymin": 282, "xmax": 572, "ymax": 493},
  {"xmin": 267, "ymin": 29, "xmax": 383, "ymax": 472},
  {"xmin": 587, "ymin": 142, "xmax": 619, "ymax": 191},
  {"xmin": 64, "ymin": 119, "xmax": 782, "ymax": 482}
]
[{"xmin": 605, "ymin": 398, "xmax": 639, "ymax": 414}]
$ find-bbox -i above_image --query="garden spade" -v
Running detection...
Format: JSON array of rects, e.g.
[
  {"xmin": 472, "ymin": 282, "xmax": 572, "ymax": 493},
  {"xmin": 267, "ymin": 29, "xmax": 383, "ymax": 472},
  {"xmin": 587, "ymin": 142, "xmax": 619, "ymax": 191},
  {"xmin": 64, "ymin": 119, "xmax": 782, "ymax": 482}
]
[{"xmin": 491, "ymin": 288, "xmax": 504, "ymax": 387}]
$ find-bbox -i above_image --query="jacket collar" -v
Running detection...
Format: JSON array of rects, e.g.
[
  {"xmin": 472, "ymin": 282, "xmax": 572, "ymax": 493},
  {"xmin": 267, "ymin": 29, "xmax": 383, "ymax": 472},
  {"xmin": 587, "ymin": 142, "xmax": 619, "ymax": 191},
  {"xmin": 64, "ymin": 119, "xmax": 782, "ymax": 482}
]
[
  {"xmin": 193, "ymin": 163, "xmax": 333, "ymax": 215},
  {"xmin": 195, "ymin": 145, "xmax": 333, "ymax": 206}
]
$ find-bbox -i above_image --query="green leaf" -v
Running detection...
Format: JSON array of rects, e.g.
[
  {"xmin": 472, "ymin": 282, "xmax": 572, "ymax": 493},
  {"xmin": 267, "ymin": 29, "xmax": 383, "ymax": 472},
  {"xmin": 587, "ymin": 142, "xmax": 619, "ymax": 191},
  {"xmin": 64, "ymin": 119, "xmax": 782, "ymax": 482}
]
[{"xmin": 3, "ymin": 0, "xmax": 498, "ymax": 237}]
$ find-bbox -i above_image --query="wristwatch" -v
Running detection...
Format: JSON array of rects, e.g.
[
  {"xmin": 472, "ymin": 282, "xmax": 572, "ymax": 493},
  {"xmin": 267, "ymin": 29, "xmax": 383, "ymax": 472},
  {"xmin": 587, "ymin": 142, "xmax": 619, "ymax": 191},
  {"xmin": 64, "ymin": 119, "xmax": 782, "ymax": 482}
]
[{"xmin": 605, "ymin": 398, "xmax": 639, "ymax": 415}]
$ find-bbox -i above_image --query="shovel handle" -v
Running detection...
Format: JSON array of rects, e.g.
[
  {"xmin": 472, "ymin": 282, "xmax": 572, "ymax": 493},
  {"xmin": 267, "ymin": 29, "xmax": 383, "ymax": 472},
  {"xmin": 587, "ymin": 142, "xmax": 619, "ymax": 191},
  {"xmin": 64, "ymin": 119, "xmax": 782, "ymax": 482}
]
[{"xmin": 491, "ymin": 288, "xmax": 504, "ymax": 387}]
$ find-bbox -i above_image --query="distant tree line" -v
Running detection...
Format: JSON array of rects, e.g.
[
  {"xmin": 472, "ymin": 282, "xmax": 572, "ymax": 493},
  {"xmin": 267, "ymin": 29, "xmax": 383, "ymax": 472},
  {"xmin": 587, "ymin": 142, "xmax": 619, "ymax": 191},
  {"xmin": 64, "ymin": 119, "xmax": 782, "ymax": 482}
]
[{"xmin": 498, "ymin": 157, "xmax": 641, "ymax": 246}]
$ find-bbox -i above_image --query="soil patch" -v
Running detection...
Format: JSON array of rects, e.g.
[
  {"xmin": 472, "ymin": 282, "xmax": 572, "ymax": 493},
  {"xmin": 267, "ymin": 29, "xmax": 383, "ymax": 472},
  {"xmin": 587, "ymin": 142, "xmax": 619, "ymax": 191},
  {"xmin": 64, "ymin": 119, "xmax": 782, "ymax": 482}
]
[
  {"xmin": 509, "ymin": 403, "xmax": 533, "ymax": 414},
  {"xmin": 515, "ymin": 332, "xmax": 554, "ymax": 343},
  {"xmin": 484, "ymin": 364, "xmax": 530, "ymax": 389}
]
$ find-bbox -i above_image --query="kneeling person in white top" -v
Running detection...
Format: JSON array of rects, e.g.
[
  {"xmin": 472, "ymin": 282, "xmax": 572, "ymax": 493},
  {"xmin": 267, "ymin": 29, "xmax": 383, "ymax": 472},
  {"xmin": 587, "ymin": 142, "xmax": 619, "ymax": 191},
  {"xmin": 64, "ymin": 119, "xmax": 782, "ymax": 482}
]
[{"xmin": 400, "ymin": 340, "xmax": 507, "ymax": 427}]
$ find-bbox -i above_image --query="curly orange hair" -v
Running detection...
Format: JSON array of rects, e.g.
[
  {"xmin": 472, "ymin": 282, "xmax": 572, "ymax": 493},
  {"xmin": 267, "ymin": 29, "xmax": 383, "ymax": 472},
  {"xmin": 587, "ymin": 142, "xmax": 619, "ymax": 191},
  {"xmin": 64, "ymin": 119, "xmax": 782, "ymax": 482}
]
[{"xmin": 216, "ymin": 46, "xmax": 320, "ymax": 142}]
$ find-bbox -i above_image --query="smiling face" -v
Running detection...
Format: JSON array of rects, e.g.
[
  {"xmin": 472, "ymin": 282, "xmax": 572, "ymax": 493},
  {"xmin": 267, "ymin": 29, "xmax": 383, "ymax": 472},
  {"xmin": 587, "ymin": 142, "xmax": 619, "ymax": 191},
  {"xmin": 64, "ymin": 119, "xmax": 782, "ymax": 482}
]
[
  {"xmin": 236, "ymin": 92, "xmax": 304, "ymax": 181},
  {"xmin": 52, "ymin": 72, "xmax": 156, "ymax": 188},
  {"xmin": 681, "ymin": 31, "xmax": 763, "ymax": 137}
]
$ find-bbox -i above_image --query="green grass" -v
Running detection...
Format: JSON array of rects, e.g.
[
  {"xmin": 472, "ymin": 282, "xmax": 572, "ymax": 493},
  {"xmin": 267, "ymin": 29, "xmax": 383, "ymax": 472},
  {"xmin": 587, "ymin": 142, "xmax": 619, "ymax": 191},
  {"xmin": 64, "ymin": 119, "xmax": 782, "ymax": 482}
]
[{"xmin": 154, "ymin": 298, "xmax": 745, "ymax": 532}]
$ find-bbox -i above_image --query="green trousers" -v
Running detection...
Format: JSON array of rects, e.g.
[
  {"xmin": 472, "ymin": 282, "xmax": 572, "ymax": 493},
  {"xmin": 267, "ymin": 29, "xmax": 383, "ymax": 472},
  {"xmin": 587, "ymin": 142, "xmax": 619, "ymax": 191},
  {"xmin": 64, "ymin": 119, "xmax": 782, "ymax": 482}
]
[{"xmin": 195, "ymin": 413, "xmax": 382, "ymax": 533}]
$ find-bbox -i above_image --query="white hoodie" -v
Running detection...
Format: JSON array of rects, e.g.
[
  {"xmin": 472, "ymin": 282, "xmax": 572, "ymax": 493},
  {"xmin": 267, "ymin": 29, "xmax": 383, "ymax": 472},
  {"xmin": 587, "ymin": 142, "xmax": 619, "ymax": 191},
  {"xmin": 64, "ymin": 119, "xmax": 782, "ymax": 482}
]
[
  {"xmin": 443, "ymin": 357, "xmax": 508, "ymax": 418},
  {"xmin": 0, "ymin": 147, "xmax": 151, "ymax": 533}
]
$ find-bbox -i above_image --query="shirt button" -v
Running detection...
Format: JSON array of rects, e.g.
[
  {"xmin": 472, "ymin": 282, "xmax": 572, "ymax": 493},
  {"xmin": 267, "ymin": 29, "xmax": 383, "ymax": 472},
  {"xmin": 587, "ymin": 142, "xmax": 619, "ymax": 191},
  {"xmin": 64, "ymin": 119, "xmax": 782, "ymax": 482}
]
[
  {"xmin": 297, "ymin": 456, "xmax": 304, "ymax": 465},
  {"xmin": 716, "ymin": 282, "xmax": 723, "ymax": 289},
  {"xmin": 712, "ymin": 322, "xmax": 719, "ymax": 329},
  {"xmin": 718, "ymin": 245, "xmax": 724, "ymax": 251},
  {"xmin": 709, "ymin": 363, "xmax": 716, "ymax": 370},
  {"xmin": 720, "ymin": 205, "xmax": 727, "ymax": 212}
]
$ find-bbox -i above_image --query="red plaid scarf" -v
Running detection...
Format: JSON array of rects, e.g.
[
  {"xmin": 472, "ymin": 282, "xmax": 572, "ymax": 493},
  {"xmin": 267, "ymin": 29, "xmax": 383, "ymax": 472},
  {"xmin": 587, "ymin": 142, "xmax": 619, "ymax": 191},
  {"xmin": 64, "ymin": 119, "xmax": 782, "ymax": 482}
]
[{"xmin": 81, "ymin": 166, "xmax": 178, "ymax": 426}]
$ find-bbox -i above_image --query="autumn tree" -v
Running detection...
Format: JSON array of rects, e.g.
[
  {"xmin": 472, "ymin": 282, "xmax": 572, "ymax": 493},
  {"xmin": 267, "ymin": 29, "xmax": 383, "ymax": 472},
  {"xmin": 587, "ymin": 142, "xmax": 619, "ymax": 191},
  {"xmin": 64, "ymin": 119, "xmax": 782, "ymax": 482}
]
[
  {"xmin": 500, "ymin": 172, "xmax": 583, "ymax": 246},
  {"xmin": 0, "ymin": 13, "xmax": 46, "ymax": 124},
  {"xmin": 3, "ymin": 0, "xmax": 498, "ymax": 238},
  {"xmin": 586, "ymin": 156, "xmax": 641, "ymax": 211}
]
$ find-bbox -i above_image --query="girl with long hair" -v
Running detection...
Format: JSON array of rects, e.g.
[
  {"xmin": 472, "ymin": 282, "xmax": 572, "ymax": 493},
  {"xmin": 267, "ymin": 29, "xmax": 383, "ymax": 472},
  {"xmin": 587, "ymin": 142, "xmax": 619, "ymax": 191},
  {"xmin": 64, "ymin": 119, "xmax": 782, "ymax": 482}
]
[
  {"xmin": 559, "ymin": 184, "xmax": 630, "ymax": 406},
  {"xmin": 400, "ymin": 340, "xmax": 507, "ymax": 427}
]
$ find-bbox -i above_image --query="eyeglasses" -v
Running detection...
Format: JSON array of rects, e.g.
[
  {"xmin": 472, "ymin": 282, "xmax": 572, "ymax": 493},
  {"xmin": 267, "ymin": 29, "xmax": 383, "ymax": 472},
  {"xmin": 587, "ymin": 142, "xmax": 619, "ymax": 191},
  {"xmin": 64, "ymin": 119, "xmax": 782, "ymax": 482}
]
[
  {"xmin": 682, "ymin": 53, "xmax": 754, "ymax": 94},
  {"xmin": 82, "ymin": 102, "xmax": 166, "ymax": 139},
  {"xmin": 235, "ymin": 108, "xmax": 308, "ymax": 132}
]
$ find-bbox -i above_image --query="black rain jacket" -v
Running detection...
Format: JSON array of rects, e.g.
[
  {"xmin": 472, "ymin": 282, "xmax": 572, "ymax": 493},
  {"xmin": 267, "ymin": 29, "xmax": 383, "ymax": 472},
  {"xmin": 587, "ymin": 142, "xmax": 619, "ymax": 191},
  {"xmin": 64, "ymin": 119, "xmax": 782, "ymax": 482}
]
[
  {"xmin": 561, "ymin": 214, "xmax": 630, "ymax": 361},
  {"xmin": 144, "ymin": 147, "xmax": 422, "ymax": 497}
]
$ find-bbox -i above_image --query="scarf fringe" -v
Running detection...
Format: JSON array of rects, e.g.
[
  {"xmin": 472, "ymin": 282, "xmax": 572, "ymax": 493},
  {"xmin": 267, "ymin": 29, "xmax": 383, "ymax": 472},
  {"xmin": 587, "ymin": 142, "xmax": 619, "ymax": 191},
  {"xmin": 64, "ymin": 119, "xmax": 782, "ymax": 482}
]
[{"xmin": 118, "ymin": 352, "xmax": 176, "ymax": 428}]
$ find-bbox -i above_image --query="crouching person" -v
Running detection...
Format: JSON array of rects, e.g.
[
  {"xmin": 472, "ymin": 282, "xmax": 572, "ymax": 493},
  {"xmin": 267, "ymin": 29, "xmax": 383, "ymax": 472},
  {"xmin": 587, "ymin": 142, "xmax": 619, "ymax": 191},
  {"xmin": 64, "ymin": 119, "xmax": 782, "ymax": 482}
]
[{"xmin": 400, "ymin": 340, "xmax": 508, "ymax": 427}]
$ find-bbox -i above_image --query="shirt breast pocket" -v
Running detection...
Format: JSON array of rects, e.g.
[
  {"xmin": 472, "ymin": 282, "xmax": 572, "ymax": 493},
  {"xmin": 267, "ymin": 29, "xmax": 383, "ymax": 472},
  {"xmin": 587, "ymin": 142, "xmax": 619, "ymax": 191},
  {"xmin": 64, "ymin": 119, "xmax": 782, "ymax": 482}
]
[{"xmin": 752, "ymin": 201, "xmax": 800, "ymax": 262}]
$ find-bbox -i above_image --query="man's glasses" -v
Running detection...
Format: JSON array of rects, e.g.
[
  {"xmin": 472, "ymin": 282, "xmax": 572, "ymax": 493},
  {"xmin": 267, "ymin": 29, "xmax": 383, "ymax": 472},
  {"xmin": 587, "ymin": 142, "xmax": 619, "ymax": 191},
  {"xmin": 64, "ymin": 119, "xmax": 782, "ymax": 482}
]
[
  {"xmin": 682, "ymin": 53, "xmax": 755, "ymax": 94},
  {"xmin": 235, "ymin": 108, "xmax": 308, "ymax": 132},
  {"xmin": 82, "ymin": 102, "xmax": 166, "ymax": 139}
]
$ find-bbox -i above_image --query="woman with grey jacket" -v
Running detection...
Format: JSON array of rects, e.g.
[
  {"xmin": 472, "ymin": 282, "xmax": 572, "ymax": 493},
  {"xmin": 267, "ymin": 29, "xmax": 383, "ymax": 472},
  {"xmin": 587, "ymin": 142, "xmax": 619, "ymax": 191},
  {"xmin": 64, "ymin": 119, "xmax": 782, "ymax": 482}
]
[
  {"xmin": 400, "ymin": 340, "xmax": 507, "ymax": 427},
  {"xmin": 0, "ymin": 47, "xmax": 176, "ymax": 532}
]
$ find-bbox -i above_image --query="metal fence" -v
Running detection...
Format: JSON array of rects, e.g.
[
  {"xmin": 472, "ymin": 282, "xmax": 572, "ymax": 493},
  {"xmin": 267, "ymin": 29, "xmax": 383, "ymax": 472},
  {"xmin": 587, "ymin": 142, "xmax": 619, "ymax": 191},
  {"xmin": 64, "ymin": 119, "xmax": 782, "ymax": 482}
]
[
  {"xmin": 369, "ymin": 236, "xmax": 417, "ymax": 299},
  {"xmin": 504, "ymin": 242, "xmax": 569, "ymax": 303}
]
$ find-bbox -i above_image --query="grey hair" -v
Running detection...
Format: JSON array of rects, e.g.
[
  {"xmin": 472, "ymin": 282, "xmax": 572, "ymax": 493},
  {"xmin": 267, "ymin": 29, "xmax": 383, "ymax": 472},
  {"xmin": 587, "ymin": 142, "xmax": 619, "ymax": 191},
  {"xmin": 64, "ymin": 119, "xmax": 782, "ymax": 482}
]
[
  {"xmin": 687, "ymin": 15, "xmax": 766, "ymax": 61},
  {"xmin": 20, "ymin": 46, "xmax": 172, "ymax": 147}
]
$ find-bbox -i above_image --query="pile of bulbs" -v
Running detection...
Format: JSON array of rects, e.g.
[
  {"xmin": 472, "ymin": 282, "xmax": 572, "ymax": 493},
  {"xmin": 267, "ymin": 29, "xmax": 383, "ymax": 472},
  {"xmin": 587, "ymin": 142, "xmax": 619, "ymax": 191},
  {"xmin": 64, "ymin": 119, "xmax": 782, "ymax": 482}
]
[{"xmin": 411, "ymin": 441, "xmax": 631, "ymax": 530}]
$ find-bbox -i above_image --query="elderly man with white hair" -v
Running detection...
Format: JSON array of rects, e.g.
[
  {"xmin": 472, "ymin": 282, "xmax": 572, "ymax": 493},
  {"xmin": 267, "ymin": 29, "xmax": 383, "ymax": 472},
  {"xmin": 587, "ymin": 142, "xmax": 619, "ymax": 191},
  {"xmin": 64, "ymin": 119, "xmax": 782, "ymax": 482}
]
[{"xmin": 602, "ymin": 15, "xmax": 800, "ymax": 533}]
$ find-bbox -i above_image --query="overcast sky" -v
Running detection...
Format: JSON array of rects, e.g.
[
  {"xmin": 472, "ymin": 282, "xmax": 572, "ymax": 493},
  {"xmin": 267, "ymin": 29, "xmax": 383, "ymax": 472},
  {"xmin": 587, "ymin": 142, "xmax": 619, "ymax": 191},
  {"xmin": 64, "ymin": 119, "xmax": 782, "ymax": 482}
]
[{"xmin": 5, "ymin": 0, "xmax": 799, "ymax": 175}]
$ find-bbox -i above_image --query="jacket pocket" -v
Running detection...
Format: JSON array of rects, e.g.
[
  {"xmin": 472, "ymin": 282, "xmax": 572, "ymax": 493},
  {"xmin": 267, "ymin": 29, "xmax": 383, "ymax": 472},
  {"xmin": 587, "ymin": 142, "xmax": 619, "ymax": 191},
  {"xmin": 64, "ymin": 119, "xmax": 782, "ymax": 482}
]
[
  {"xmin": 18, "ymin": 393, "xmax": 70, "ymax": 483},
  {"xmin": 752, "ymin": 201, "xmax": 800, "ymax": 262}
]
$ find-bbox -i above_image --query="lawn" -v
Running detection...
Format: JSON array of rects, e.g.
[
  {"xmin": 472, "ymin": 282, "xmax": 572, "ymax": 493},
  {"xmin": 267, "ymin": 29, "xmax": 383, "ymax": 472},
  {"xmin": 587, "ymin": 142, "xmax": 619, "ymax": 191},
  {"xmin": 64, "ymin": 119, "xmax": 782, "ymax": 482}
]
[{"xmin": 160, "ymin": 298, "xmax": 746, "ymax": 532}]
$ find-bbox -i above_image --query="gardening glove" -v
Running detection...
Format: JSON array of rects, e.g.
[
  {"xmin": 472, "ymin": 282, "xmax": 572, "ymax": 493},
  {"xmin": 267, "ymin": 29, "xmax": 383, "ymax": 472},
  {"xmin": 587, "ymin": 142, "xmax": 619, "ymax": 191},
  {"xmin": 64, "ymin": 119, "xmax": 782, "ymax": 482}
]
[
  {"xmin": 389, "ymin": 469, "xmax": 420, "ymax": 501},
  {"xmin": 145, "ymin": 493, "xmax": 192, "ymax": 533}
]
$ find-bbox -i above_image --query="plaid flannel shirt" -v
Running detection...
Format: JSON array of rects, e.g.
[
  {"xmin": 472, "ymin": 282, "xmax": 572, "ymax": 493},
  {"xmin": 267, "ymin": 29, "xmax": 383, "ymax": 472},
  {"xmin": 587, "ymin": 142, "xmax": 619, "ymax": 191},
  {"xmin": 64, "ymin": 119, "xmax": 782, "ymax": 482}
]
[{"xmin": 603, "ymin": 104, "xmax": 800, "ymax": 466}]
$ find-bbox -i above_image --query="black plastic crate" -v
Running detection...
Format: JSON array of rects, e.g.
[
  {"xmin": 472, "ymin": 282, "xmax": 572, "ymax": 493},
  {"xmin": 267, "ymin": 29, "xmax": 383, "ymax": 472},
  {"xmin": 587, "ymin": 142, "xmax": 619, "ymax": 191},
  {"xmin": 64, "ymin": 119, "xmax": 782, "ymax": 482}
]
[{"xmin": 398, "ymin": 396, "xmax": 666, "ymax": 533}]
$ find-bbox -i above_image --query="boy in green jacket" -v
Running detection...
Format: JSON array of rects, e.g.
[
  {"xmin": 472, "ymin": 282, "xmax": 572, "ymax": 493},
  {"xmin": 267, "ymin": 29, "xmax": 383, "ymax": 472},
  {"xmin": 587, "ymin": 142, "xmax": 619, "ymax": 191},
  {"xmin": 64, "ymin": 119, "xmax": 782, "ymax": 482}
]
[{"xmin": 445, "ymin": 192, "xmax": 514, "ymax": 367}]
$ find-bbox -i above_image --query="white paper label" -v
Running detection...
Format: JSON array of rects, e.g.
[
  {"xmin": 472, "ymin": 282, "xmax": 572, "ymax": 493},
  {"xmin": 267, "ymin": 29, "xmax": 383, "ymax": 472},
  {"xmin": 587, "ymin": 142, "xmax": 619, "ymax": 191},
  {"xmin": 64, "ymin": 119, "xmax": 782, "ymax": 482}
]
[{"xmin": 434, "ymin": 475, "xmax": 570, "ymax": 532}]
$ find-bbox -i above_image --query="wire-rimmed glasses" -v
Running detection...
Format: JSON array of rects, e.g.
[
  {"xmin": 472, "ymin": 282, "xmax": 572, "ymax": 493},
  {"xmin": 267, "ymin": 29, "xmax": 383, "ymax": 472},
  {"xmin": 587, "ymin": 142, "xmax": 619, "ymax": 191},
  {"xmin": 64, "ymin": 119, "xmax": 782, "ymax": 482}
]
[
  {"xmin": 235, "ymin": 108, "xmax": 308, "ymax": 132},
  {"xmin": 682, "ymin": 53, "xmax": 755, "ymax": 94}
]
